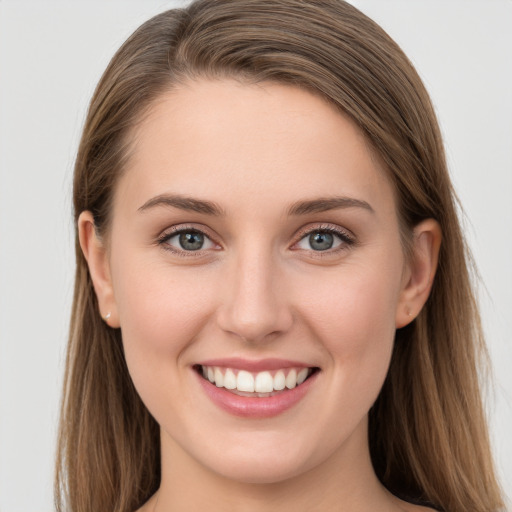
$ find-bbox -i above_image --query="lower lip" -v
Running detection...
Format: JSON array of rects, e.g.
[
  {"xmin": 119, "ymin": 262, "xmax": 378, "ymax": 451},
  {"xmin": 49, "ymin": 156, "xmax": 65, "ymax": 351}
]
[{"xmin": 195, "ymin": 370, "xmax": 319, "ymax": 418}]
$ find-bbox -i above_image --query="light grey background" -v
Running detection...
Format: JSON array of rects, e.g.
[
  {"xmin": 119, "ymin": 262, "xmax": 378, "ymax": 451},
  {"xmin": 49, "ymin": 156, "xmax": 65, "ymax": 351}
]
[{"xmin": 0, "ymin": 1, "xmax": 510, "ymax": 510}]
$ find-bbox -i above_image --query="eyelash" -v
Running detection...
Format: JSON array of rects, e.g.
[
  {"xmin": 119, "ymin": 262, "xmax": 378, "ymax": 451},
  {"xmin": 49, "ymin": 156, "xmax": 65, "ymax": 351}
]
[
  {"xmin": 292, "ymin": 224, "xmax": 356, "ymax": 256},
  {"xmin": 156, "ymin": 223, "xmax": 356, "ymax": 257},
  {"xmin": 156, "ymin": 225, "xmax": 219, "ymax": 258}
]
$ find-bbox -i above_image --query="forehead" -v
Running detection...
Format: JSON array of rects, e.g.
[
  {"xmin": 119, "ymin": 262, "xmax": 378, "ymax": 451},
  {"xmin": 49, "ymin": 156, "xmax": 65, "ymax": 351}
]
[{"xmin": 116, "ymin": 79, "xmax": 395, "ymax": 218}]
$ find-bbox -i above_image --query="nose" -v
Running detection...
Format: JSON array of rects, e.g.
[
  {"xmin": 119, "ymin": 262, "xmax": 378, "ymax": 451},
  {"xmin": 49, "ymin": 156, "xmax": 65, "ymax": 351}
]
[{"xmin": 216, "ymin": 246, "xmax": 293, "ymax": 343}]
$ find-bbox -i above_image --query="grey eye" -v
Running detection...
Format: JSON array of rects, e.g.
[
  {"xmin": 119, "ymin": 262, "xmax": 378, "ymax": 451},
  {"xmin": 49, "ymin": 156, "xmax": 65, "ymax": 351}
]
[
  {"xmin": 179, "ymin": 231, "xmax": 205, "ymax": 251},
  {"xmin": 308, "ymin": 232, "xmax": 334, "ymax": 251},
  {"xmin": 163, "ymin": 230, "xmax": 216, "ymax": 252},
  {"xmin": 296, "ymin": 230, "xmax": 345, "ymax": 252}
]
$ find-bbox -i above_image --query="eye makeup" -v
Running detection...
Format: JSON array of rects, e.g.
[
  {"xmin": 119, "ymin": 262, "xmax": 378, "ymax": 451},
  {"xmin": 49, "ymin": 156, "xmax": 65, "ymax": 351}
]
[{"xmin": 155, "ymin": 221, "xmax": 357, "ymax": 260}]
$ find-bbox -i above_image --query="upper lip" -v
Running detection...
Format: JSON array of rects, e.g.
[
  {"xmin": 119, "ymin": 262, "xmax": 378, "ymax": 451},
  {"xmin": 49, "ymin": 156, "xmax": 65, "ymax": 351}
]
[{"xmin": 195, "ymin": 357, "xmax": 315, "ymax": 372}]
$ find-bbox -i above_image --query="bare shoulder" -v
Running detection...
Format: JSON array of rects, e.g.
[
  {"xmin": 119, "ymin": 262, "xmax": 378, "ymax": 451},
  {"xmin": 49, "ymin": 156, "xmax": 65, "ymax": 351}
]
[
  {"xmin": 393, "ymin": 495, "xmax": 440, "ymax": 512},
  {"xmin": 400, "ymin": 502, "xmax": 439, "ymax": 512}
]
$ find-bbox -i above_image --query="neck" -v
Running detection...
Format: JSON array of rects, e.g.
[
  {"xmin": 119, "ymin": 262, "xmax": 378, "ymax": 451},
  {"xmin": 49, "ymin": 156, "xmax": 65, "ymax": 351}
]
[{"xmin": 153, "ymin": 419, "xmax": 400, "ymax": 512}]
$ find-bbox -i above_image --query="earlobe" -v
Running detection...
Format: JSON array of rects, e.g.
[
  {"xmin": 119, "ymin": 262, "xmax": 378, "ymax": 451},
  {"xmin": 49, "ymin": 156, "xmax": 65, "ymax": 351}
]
[
  {"xmin": 78, "ymin": 211, "xmax": 120, "ymax": 328},
  {"xmin": 396, "ymin": 219, "xmax": 442, "ymax": 328}
]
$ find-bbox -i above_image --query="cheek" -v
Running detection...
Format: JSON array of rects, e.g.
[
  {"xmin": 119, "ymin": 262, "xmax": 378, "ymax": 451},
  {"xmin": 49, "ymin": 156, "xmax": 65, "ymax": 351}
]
[
  {"xmin": 110, "ymin": 253, "xmax": 215, "ymax": 392},
  {"xmin": 296, "ymin": 260, "xmax": 401, "ymax": 395},
  {"xmin": 113, "ymin": 255, "xmax": 209, "ymax": 340}
]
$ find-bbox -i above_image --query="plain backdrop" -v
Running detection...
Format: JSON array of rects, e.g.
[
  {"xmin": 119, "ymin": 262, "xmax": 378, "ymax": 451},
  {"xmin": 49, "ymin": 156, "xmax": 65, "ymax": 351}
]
[{"xmin": 0, "ymin": 1, "xmax": 510, "ymax": 510}]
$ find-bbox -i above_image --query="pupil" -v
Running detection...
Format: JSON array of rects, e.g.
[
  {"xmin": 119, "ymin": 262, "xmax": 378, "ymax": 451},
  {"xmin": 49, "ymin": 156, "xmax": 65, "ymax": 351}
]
[
  {"xmin": 309, "ymin": 232, "xmax": 333, "ymax": 251},
  {"xmin": 179, "ymin": 232, "xmax": 204, "ymax": 251}
]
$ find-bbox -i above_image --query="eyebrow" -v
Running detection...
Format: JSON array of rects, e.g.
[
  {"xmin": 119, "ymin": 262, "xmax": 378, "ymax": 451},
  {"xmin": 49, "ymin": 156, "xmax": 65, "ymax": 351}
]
[
  {"xmin": 287, "ymin": 196, "xmax": 375, "ymax": 216},
  {"xmin": 138, "ymin": 193, "xmax": 374, "ymax": 217},
  {"xmin": 138, "ymin": 194, "xmax": 224, "ymax": 215}
]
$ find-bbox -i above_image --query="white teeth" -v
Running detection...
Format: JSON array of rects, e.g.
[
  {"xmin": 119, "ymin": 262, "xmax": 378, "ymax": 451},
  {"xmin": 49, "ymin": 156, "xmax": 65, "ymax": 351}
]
[
  {"xmin": 202, "ymin": 365, "xmax": 313, "ymax": 394},
  {"xmin": 273, "ymin": 370, "xmax": 286, "ymax": 391},
  {"xmin": 297, "ymin": 368, "xmax": 309, "ymax": 385},
  {"xmin": 237, "ymin": 370, "xmax": 255, "ymax": 392},
  {"xmin": 285, "ymin": 369, "xmax": 297, "ymax": 389},
  {"xmin": 223, "ymin": 368, "xmax": 237, "ymax": 389},
  {"xmin": 254, "ymin": 371, "xmax": 274, "ymax": 393},
  {"xmin": 214, "ymin": 367, "xmax": 224, "ymax": 388}
]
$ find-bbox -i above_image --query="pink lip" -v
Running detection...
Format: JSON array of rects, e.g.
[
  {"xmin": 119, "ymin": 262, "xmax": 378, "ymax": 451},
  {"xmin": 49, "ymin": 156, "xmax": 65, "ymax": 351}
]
[
  {"xmin": 196, "ymin": 357, "xmax": 312, "ymax": 372},
  {"xmin": 194, "ymin": 367, "xmax": 319, "ymax": 419}
]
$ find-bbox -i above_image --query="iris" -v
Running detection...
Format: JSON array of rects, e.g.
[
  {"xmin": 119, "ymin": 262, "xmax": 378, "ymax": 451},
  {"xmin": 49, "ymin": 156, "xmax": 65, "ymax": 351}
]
[
  {"xmin": 179, "ymin": 231, "xmax": 204, "ymax": 251},
  {"xmin": 309, "ymin": 232, "xmax": 334, "ymax": 251}
]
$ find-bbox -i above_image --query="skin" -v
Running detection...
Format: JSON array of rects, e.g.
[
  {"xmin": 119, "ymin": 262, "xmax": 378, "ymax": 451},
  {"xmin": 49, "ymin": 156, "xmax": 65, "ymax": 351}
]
[{"xmin": 80, "ymin": 79, "xmax": 441, "ymax": 511}]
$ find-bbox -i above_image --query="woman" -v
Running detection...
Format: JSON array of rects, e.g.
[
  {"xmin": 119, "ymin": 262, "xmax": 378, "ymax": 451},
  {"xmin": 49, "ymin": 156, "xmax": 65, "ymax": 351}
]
[{"xmin": 55, "ymin": 1, "xmax": 505, "ymax": 511}]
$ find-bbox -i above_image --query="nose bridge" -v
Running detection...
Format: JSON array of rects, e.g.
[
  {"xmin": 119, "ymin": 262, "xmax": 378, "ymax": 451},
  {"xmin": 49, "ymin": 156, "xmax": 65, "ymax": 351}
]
[{"xmin": 217, "ymin": 239, "xmax": 292, "ymax": 342}]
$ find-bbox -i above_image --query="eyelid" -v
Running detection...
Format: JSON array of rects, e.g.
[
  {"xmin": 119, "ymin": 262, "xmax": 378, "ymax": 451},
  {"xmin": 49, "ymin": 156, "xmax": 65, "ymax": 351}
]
[
  {"xmin": 155, "ymin": 222, "xmax": 355, "ymax": 258},
  {"xmin": 291, "ymin": 223, "xmax": 356, "ymax": 253},
  {"xmin": 156, "ymin": 224, "xmax": 221, "ymax": 255}
]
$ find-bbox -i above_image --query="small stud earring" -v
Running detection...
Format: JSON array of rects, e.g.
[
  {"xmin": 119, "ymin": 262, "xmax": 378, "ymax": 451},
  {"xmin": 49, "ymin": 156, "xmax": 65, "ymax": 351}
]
[
  {"xmin": 102, "ymin": 312, "xmax": 111, "ymax": 322},
  {"xmin": 406, "ymin": 308, "xmax": 412, "ymax": 317}
]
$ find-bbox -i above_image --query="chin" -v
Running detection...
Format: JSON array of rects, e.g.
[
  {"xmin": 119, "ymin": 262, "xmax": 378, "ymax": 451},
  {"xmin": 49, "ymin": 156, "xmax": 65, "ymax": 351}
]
[
  {"xmin": 206, "ymin": 455, "xmax": 313, "ymax": 485},
  {"xmin": 190, "ymin": 433, "xmax": 325, "ymax": 485}
]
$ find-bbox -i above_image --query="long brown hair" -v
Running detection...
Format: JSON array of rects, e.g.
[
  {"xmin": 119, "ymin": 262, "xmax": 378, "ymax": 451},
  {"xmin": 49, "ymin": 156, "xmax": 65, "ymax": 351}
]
[{"xmin": 55, "ymin": 1, "xmax": 505, "ymax": 511}]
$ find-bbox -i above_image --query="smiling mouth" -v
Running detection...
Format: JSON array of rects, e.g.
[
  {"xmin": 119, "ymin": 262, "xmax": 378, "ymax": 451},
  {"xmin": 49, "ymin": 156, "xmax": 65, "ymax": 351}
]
[{"xmin": 194, "ymin": 365, "xmax": 320, "ymax": 397}]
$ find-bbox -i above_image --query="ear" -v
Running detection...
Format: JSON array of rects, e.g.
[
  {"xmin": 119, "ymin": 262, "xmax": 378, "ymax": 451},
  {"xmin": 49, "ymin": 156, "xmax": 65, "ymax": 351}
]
[
  {"xmin": 78, "ymin": 211, "xmax": 120, "ymax": 328},
  {"xmin": 396, "ymin": 219, "xmax": 442, "ymax": 328}
]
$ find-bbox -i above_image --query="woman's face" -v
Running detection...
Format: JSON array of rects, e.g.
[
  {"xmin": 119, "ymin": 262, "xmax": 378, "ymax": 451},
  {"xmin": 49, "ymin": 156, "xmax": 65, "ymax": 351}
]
[{"xmin": 98, "ymin": 80, "xmax": 415, "ymax": 483}]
